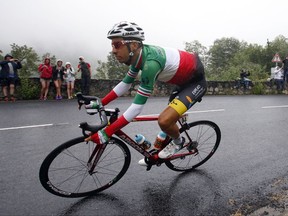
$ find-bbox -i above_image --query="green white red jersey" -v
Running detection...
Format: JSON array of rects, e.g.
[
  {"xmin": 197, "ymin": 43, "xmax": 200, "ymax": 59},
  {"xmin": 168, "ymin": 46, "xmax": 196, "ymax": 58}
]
[{"xmin": 103, "ymin": 44, "xmax": 200, "ymax": 136}]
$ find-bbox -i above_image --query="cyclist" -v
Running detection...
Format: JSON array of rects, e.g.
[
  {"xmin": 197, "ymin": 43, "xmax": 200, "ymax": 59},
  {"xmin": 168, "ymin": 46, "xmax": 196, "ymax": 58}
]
[{"xmin": 85, "ymin": 21, "xmax": 207, "ymax": 162}]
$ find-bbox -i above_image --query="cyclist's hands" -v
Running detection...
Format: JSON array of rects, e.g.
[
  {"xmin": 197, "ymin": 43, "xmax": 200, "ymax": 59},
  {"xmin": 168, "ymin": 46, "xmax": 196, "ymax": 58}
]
[
  {"xmin": 85, "ymin": 100, "xmax": 100, "ymax": 109},
  {"xmin": 85, "ymin": 129, "xmax": 109, "ymax": 144}
]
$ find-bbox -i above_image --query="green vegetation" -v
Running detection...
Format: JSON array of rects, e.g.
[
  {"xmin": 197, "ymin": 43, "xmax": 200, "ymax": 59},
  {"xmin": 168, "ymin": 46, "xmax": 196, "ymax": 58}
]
[
  {"xmin": 95, "ymin": 52, "xmax": 129, "ymax": 80},
  {"xmin": 17, "ymin": 77, "xmax": 40, "ymax": 99},
  {"xmin": 96, "ymin": 35, "xmax": 288, "ymax": 81},
  {"xmin": 251, "ymin": 82, "xmax": 265, "ymax": 95},
  {"xmin": 185, "ymin": 35, "xmax": 288, "ymax": 82}
]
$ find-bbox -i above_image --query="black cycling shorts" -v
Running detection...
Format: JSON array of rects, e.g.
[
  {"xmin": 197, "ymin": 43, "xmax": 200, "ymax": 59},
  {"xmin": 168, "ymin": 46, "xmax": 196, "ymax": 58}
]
[{"xmin": 168, "ymin": 56, "xmax": 207, "ymax": 115}]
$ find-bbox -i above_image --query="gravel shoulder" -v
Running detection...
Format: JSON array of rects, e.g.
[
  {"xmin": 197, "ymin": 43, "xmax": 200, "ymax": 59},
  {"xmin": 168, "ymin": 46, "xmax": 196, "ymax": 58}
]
[{"xmin": 231, "ymin": 176, "xmax": 288, "ymax": 216}]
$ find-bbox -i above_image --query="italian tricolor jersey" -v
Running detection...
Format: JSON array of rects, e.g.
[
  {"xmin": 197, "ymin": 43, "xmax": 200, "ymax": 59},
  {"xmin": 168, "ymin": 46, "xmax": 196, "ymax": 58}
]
[
  {"xmin": 102, "ymin": 44, "xmax": 199, "ymax": 135},
  {"xmin": 123, "ymin": 44, "xmax": 198, "ymax": 105}
]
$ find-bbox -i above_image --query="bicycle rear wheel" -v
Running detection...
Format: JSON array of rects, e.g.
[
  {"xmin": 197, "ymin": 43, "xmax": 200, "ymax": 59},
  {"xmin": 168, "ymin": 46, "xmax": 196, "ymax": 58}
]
[
  {"xmin": 165, "ymin": 120, "xmax": 221, "ymax": 172},
  {"xmin": 39, "ymin": 136, "xmax": 131, "ymax": 198}
]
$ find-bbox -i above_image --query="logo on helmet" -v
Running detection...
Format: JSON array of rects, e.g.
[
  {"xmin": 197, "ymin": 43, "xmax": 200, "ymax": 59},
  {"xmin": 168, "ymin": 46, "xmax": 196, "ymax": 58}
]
[{"xmin": 123, "ymin": 31, "xmax": 139, "ymax": 36}]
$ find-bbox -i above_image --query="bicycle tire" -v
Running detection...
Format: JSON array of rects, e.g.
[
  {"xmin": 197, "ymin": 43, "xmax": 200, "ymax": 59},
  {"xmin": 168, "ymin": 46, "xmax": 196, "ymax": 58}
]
[
  {"xmin": 165, "ymin": 120, "xmax": 221, "ymax": 172},
  {"xmin": 39, "ymin": 136, "xmax": 131, "ymax": 198}
]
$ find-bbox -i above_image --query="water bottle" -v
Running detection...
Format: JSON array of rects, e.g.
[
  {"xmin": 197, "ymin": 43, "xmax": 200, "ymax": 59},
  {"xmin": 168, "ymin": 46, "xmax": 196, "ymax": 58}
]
[
  {"xmin": 153, "ymin": 131, "xmax": 167, "ymax": 150},
  {"xmin": 135, "ymin": 134, "xmax": 152, "ymax": 150}
]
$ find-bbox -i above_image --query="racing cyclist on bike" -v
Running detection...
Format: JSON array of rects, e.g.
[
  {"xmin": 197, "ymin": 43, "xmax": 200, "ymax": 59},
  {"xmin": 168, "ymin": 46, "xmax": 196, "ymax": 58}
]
[{"xmin": 85, "ymin": 21, "xmax": 207, "ymax": 162}]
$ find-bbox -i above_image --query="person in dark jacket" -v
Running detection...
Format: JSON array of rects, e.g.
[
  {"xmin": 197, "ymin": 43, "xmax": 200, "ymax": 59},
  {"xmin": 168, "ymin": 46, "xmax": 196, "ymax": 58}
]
[
  {"xmin": 77, "ymin": 56, "xmax": 91, "ymax": 95},
  {"xmin": 52, "ymin": 59, "xmax": 65, "ymax": 100},
  {"xmin": 282, "ymin": 55, "xmax": 288, "ymax": 84},
  {"xmin": 0, "ymin": 54, "xmax": 22, "ymax": 101}
]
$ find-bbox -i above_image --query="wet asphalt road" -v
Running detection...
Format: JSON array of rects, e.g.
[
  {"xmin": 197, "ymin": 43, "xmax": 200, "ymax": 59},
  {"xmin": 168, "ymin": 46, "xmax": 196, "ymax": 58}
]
[{"xmin": 0, "ymin": 95, "xmax": 288, "ymax": 216}]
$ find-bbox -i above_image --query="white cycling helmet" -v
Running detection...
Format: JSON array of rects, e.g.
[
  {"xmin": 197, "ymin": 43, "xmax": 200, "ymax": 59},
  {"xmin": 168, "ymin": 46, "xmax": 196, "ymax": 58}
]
[{"xmin": 107, "ymin": 21, "xmax": 145, "ymax": 41}]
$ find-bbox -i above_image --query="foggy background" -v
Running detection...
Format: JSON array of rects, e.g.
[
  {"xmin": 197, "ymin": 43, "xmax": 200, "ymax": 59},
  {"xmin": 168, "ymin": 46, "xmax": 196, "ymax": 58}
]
[{"xmin": 1, "ymin": 0, "xmax": 287, "ymax": 72}]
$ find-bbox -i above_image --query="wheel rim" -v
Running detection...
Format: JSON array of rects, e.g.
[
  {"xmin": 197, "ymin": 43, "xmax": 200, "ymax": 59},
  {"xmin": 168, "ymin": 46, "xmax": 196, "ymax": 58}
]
[
  {"xmin": 40, "ymin": 137, "xmax": 130, "ymax": 197},
  {"xmin": 165, "ymin": 121, "xmax": 221, "ymax": 171}
]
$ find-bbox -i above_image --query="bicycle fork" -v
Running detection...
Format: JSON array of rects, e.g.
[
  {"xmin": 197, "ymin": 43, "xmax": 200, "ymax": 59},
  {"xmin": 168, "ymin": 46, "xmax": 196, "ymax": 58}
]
[{"xmin": 87, "ymin": 142, "xmax": 107, "ymax": 175}]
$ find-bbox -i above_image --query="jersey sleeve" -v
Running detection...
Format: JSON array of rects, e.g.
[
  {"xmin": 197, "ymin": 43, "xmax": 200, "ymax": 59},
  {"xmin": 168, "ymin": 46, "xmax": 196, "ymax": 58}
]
[
  {"xmin": 133, "ymin": 60, "xmax": 162, "ymax": 105},
  {"xmin": 103, "ymin": 60, "xmax": 162, "ymax": 136},
  {"xmin": 101, "ymin": 67, "xmax": 139, "ymax": 106}
]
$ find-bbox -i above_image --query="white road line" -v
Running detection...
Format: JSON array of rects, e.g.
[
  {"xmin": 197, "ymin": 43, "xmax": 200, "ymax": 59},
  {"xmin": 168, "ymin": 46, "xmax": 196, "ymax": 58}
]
[
  {"xmin": 0, "ymin": 123, "xmax": 69, "ymax": 131},
  {"xmin": 262, "ymin": 105, "xmax": 288, "ymax": 109}
]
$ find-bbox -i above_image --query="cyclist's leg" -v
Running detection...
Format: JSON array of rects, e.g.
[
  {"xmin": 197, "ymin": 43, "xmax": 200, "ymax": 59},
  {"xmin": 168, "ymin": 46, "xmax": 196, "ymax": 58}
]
[
  {"xmin": 159, "ymin": 79, "xmax": 207, "ymax": 134},
  {"xmin": 158, "ymin": 79, "xmax": 207, "ymax": 158}
]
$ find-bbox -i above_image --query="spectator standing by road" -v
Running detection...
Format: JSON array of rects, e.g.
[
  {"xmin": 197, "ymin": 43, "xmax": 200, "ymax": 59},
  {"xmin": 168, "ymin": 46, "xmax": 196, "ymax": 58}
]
[
  {"xmin": 240, "ymin": 69, "xmax": 251, "ymax": 89},
  {"xmin": 52, "ymin": 59, "xmax": 65, "ymax": 100},
  {"xmin": 38, "ymin": 57, "xmax": 52, "ymax": 100},
  {"xmin": 274, "ymin": 66, "xmax": 284, "ymax": 91},
  {"xmin": 0, "ymin": 54, "xmax": 22, "ymax": 102},
  {"xmin": 282, "ymin": 55, "xmax": 288, "ymax": 85},
  {"xmin": 77, "ymin": 56, "xmax": 91, "ymax": 95},
  {"xmin": 64, "ymin": 62, "xmax": 76, "ymax": 99}
]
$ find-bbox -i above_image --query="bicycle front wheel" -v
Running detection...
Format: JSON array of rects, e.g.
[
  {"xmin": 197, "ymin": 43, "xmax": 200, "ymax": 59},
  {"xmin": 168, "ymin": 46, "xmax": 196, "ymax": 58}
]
[
  {"xmin": 39, "ymin": 136, "xmax": 131, "ymax": 198},
  {"xmin": 165, "ymin": 120, "xmax": 221, "ymax": 172}
]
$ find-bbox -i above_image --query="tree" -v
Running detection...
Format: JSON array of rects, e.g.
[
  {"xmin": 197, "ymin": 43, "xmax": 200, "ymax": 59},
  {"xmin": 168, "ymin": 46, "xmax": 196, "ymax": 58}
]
[
  {"xmin": 264, "ymin": 35, "xmax": 288, "ymax": 71},
  {"xmin": 10, "ymin": 43, "xmax": 39, "ymax": 77},
  {"xmin": 96, "ymin": 52, "xmax": 128, "ymax": 80},
  {"xmin": 95, "ymin": 60, "xmax": 108, "ymax": 79},
  {"xmin": 224, "ymin": 43, "xmax": 267, "ymax": 81},
  {"xmin": 184, "ymin": 40, "xmax": 210, "ymax": 69},
  {"xmin": 269, "ymin": 35, "xmax": 288, "ymax": 57},
  {"xmin": 209, "ymin": 37, "xmax": 241, "ymax": 73}
]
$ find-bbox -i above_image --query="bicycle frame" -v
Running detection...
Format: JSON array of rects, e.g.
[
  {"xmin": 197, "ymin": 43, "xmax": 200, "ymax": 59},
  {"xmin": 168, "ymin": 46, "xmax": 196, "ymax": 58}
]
[
  {"xmin": 116, "ymin": 113, "xmax": 190, "ymax": 159},
  {"xmin": 87, "ymin": 111, "xmax": 192, "ymax": 172},
  {"xmin": 116, "ymin": 115, "xmax": 160, "ymax": 159}
]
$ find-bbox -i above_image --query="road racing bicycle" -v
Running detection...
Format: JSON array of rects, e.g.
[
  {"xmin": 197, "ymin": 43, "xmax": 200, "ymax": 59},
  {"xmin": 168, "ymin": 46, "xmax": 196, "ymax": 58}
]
[{"xmin": 39, "ymin": 93, "xmax": 221, "ymax": 198}]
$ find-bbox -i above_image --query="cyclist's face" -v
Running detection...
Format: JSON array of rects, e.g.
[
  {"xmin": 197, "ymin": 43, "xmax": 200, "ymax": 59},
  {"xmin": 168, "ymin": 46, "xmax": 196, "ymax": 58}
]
[{"xmin": 111, "ymin": 38, "xmax": 130, "ymax": 64}]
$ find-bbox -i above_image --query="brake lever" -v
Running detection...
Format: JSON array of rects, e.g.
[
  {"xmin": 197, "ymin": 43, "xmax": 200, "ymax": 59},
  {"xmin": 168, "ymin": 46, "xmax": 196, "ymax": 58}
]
[
  {"xmin": 78, "ymin": 100, "xmax": 85, "ymax": 110},
  {"xmin": 76, "ymin": 92, "xmax": 85, "ymax": 110}
]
